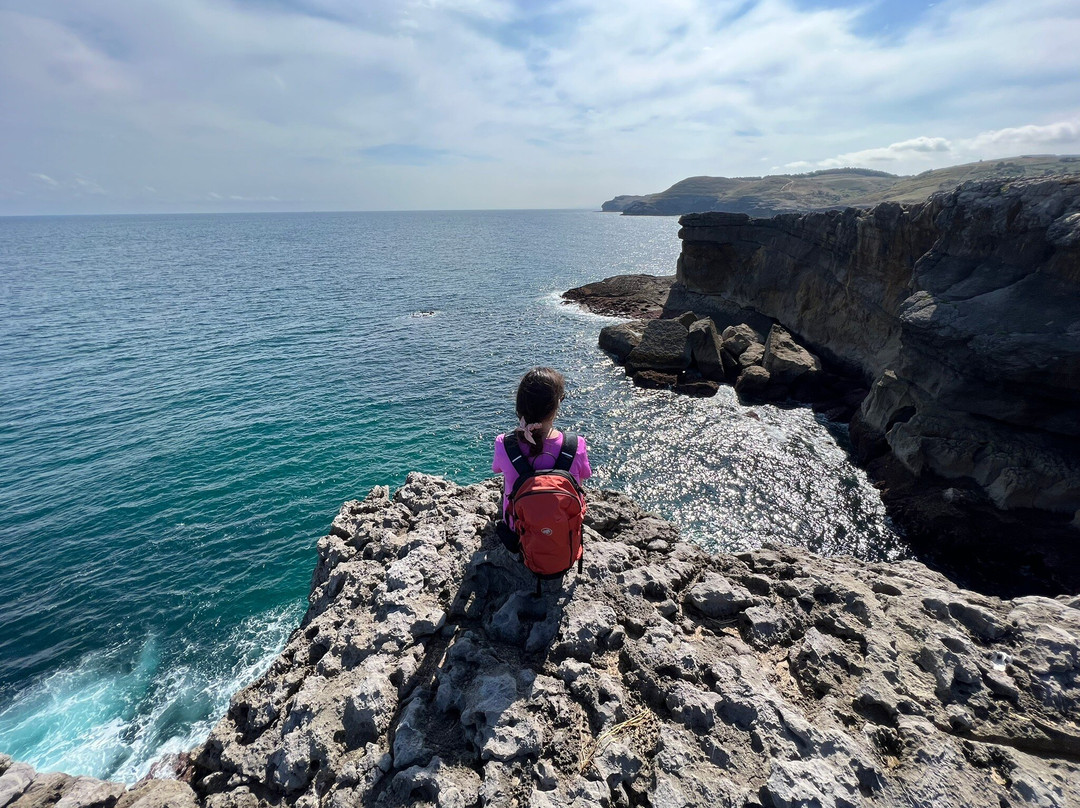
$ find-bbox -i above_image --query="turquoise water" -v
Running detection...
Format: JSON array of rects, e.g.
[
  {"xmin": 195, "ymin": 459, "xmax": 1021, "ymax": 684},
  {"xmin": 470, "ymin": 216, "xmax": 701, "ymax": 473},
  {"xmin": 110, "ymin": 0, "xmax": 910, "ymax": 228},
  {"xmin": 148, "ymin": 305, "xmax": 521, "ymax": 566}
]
[{"xmin": 0, "ymin": 211, "xmax": 902, "ymax": 780}]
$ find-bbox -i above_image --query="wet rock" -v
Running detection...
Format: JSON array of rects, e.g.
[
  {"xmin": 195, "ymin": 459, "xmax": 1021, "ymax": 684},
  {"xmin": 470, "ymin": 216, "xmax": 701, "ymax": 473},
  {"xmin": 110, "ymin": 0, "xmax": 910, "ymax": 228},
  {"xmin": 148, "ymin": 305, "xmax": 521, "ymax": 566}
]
[
  {"xmin": 687, "ymin": 318, "xmax": 727, "ymax": 381},
  {"xmin": 632, "ymin": 369, "xmax": 678, "ymax": 389},
  {"xmin": 598, "ymin": 319, "xmax": 649, "ymax": 362},
  {"xmin": 734, "ymin": 365, "xmax": 772, "ymax": 398}
]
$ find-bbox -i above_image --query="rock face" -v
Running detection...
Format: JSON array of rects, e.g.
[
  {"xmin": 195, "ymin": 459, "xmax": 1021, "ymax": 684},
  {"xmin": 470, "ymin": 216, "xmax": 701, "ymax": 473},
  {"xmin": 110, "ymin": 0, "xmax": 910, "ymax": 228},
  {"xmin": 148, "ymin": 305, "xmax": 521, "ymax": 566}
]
[
  {"xmin": 0, "ymin": 755, "xmax": 192, "ymax": 808},
  {"xmin": 6, "ymin": 475, "xmax": 1080, "ymax": 806},
  {"xmin": 671, "ymin": 177, "xmax": 1080, "ymax": 579},
  {"xmin": 182, "ymin": 475, "xmax": 1080, "ymax": 807}
]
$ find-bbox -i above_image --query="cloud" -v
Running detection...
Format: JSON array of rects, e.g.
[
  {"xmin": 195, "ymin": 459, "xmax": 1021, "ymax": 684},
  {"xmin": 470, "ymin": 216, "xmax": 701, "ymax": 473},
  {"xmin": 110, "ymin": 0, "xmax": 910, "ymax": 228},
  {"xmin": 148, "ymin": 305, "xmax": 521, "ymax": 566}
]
[
  {"xmin": 1, "ymin": 0, "xmax": 1080, "ymax": 212},
  {"xmin": 30, "ymin": 172, "xmax": 59, "ymax": 186},
  {"xmin": 787, "ymin": 136, "xmax": 957, "ymax": 170},
  {"xmin": 967, "ymin": 119, "xmax": 1080, "ymax": 151},
  {"xmin": 785, "ymin": 116, "xmax": 1080, "ymax": 175}
]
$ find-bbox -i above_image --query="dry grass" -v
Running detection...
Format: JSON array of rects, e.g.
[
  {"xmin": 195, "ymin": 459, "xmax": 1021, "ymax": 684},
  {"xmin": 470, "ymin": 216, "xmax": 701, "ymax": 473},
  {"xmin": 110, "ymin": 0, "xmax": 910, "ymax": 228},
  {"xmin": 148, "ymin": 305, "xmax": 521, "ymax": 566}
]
[{"xmin": 578, "ymin": 708, "xmax": 658, "ymax": 774}]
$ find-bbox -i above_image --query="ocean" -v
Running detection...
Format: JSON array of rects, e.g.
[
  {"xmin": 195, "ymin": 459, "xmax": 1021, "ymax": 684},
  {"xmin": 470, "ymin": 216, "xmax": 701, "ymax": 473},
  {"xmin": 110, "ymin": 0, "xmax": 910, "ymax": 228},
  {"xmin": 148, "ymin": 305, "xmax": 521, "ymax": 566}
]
[{"xmin": 0, "ymin": 210, "xmax": 902, "ymax": 781}]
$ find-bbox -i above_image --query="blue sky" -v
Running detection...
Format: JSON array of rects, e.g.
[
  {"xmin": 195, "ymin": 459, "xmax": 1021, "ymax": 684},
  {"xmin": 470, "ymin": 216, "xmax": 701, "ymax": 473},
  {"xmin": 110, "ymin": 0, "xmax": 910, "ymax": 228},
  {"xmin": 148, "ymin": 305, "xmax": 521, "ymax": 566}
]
[{"xmin": 1, "ymin": 0, "xmax": 1078, "ymax": 214}]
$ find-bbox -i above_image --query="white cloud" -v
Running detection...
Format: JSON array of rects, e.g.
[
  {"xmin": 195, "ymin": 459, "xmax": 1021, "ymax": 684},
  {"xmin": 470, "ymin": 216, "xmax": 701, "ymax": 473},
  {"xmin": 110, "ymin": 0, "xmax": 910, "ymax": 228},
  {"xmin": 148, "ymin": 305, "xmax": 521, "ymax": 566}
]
[
  {"xmin": 966, "ymin": 119, "xmax": 1080, "ymax": 151},
  {"xmin": 1, "ymin": 0, "xmax": 1079, "ymax": 212},
  {"xmin": 30, "ymin": 172, "xmax": 59, "ymax": 186}
]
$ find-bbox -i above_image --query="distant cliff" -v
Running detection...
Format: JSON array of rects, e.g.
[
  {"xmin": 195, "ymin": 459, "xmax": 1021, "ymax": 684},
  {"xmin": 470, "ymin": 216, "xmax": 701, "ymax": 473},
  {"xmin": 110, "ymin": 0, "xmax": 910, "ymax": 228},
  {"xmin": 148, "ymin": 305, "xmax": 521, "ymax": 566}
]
[{"xmin": 603, "ymin": 155, "xmax": 1080, "ymax": 216}]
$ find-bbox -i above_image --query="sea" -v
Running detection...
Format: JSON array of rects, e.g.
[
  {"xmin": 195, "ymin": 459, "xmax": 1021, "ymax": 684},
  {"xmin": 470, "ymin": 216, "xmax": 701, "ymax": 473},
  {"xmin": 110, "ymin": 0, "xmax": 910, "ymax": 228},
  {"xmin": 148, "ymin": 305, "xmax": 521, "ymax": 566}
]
[{"xmin": 0, "ymin": 210, "xmax": 904, "ymax": 782}]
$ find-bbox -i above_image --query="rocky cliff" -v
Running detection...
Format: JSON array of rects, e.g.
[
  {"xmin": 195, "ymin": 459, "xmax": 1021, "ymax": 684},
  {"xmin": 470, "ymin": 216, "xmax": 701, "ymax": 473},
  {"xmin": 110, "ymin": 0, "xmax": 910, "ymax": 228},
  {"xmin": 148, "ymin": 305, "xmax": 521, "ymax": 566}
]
[
  {"xmin": 665, "ymin": 177, "xmax": 1080, "ymax": 583},
  {"xmin": 6, "ymin": 475, "xmax": 1080, "ymax": 807}
]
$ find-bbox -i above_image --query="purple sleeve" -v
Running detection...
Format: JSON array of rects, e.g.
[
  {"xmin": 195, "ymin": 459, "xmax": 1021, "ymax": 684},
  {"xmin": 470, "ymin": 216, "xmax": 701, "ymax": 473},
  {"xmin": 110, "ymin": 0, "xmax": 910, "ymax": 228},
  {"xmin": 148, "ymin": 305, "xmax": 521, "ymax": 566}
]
[
  {"xmin": 571, "ymin": 435, "xmax": 592, "ymax": 481},
  {"xmin": 492, "ymin": 434, "xmax": 507, "ymax": 474}
]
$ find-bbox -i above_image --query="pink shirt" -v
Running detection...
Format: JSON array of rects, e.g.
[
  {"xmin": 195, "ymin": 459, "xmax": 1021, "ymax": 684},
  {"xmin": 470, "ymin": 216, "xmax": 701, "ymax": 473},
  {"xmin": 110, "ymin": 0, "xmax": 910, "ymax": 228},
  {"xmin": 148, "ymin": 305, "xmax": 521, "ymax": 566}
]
[{"xmin": 492, "ymin": 431, "xmax": 592, "ymax": 516}]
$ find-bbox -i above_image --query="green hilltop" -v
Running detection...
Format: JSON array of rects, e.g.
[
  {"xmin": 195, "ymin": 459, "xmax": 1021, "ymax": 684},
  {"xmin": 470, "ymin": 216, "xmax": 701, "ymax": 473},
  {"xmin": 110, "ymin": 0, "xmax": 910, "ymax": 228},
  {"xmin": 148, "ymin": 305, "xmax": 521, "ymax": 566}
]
[{"xmin": 603, "ymin": 155, "xmax": 1080, "ymax": 216}]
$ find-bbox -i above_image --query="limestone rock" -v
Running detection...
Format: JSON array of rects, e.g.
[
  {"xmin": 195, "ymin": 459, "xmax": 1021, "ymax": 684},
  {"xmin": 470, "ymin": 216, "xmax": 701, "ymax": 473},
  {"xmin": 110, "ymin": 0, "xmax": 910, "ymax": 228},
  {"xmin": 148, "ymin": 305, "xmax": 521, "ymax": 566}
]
[
  {"xmin": 763, "ymin": 324, "xmax": 822, "ymax": 388},
  {"xmin": 734, "ymin": 365, "xmax": 772, "ymax": 398},
  {"xmin": 687, "ymin": 318, "xmax": 727, "ymax": 381},
  {"xmin": 181, "ymin": 476, "xmax": 1080, "ymax": 808},
  {"xmin": 721, "ymin": 324, "xmax": 763, "ymax": 357},
  {"xmin": 625, "ymin": 319, "xmax": 692, "ymax": 374},
  {"xmin": 598, "ymin": 319, "xmax": 649, "ymax": 362},
  {"xmin": 9, "ymin": 475, "xmax": 1080, "ymax": 807},
  {"xmin": 632, "ymin": 369, "xmax": 677, "ymax": 389}
]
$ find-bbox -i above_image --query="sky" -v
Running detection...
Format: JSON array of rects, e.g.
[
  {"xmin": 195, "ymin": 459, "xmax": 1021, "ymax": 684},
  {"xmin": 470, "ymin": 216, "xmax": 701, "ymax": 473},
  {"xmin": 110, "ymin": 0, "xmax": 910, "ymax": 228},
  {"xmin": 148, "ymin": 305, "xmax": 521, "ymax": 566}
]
[{"xmin": 1, "ymin": 0, "xmax": 1079, "ymax": 214}]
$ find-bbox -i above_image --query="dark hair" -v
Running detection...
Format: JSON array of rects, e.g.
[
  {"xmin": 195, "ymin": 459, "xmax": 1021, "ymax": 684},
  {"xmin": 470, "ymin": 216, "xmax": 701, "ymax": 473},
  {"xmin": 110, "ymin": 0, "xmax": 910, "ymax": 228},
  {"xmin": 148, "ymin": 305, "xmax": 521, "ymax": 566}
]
[{"xmin": 514, "ymin": 367, "xmax": 566, "ymax": 458}]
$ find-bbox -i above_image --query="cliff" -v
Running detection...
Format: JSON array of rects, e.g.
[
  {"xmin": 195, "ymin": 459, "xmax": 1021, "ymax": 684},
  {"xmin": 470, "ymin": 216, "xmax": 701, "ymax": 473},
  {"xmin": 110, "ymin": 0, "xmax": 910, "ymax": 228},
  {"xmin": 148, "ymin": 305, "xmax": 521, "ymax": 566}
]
[
  {"xmin": 7, "ymin": 475, "xmax": 1079, "ymax": 808},
  {"xmin": 602, "ymin": 156, "xmax": 1080, "ymax": 217},
  {"xmin": 658, "ymin": 177, "xmax": 1080, "ymax": 581}
]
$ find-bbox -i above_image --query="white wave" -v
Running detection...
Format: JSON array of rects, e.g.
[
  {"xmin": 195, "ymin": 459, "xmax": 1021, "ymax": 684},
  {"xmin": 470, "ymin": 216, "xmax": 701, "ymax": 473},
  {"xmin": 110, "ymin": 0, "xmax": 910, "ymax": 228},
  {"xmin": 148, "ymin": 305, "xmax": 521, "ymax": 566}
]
[{"xmin": 0, "ymin": 601, "xmax": 303, "ymax": 783}]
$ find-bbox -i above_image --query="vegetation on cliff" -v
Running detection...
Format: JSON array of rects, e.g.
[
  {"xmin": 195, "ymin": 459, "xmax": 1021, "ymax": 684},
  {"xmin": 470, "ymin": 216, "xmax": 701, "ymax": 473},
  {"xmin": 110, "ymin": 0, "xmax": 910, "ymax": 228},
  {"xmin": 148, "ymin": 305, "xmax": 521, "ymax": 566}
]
[{"xmin": 602, "ymin": 155, "xmax": 1080, "ymax": 216}]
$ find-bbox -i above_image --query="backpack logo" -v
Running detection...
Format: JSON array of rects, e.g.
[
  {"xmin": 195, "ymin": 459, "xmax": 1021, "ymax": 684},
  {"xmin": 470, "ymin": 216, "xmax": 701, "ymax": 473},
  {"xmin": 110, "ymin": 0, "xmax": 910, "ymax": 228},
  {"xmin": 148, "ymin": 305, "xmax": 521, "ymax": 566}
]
[{"xmin": 541, "ymin": 528, "xmax": 553, "ymax": 535}]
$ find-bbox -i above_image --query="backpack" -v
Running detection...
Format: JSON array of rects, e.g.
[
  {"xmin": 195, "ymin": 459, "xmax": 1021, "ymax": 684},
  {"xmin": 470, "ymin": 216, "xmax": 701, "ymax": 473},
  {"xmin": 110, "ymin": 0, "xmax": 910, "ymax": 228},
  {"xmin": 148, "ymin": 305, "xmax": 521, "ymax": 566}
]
[{"xmin": 502, "ymin": 431, "xmax": 587, "ymax": 589}]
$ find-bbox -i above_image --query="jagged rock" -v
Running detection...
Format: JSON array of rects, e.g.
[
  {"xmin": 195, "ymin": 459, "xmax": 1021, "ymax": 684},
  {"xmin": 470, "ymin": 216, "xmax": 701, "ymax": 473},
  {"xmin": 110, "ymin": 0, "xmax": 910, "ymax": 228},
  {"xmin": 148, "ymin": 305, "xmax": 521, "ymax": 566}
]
[
  {"xmin": 115, "ymin": 780, "xmax": 198, "ymax": 808},
  {"xmin": 763, "ymin": 324, "xmax": 822, "ymax": 388},
  {"xmin": 673, "ymin": 376, "xmax": 719, "ymax": 397},
  {"xmin": 598, "ymin": 319, "xmax": 649, "ymax": 362},
  {"xmin": 0, "ymin": 763, "xmax": 35, "ymax": 808},
  {"xmin": 562, "ymin": 273, "xmax": 675, "ymax": 318},
  {"xmin": 687, "ymin": 318, "xmax": 728, "ymax": 381},
  {"xmin": 625, "ymin": 319, "xmax": 692, "ymax": 374},
  {"xmin": 721, "ymin": 323, "xmax": 763, "ymax": 357},
  {"xmin": 737, "ymin": 340, "xmax": 765, "ymax": 369},
  {"xmin": 174, "ymin": 476, "xmax": 1080, "ymax": 806},
  {"xmin": 55, "ymin": 778, "xmax": 126, "ymax": 808},
  {"xmin": 734, "ymin": 365, "xmax": 772, "ymax": 398},
  {"xmin": 8, "ymin": 475, "xmax": 1080, "ymax": 807},
  {"xmin": 677, "ymin": 178, "xmax": 1080, "ymax": 526}
]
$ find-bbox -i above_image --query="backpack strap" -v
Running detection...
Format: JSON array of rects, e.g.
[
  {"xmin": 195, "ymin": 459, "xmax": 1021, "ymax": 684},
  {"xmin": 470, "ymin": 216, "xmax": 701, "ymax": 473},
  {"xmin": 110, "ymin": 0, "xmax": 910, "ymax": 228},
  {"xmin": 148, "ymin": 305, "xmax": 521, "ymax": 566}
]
[
  {"xmin": 502, "ymin": 431, "xmax": 535, "ymax": 479},
  {"xmin": 554, "ymin": 432, "xmax": 578, "ymax": 472}
]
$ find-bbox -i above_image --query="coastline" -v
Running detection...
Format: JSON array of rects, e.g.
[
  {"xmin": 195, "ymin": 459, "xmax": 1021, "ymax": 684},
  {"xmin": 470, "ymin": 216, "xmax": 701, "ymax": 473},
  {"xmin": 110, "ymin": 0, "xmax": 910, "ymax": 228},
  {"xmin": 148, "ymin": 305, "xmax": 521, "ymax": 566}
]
[{"xmin": 7, "ymin": 474, "xmax": 1078, "ymax": 807}]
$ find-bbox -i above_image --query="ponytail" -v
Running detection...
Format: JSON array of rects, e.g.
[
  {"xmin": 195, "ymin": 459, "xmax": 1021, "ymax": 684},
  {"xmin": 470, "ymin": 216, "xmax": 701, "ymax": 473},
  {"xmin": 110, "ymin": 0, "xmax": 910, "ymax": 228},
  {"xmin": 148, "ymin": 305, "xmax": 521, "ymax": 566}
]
[{"xmin": 514, "ymin": 367, "xmax": 566, "ymax": 459}]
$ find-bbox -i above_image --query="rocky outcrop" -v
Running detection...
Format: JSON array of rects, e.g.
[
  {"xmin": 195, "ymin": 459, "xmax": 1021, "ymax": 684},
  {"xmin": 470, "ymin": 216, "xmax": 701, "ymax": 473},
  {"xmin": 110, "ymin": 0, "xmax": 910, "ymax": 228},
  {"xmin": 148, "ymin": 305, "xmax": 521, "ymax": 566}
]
[
  {"xmin": 7, "ymin": 475, "xmax": 1080, "ymax": 806},
  {"xmin": 183, "ymin": 477, "xmax": 1080, "ymax": 806},
  {"xmin": 561, "ymin": 274, "xmax": 674, "ymax": 319},
  {"xmin": 596, "ymin": 311, "xmax": 864, "ymax": 415},
  {"xmin": 0, "ymin": 755, "xmax": 195, "ymax": 808},
  {"xmin": 664, "ymin": 177, "xmax": 1080, "ymax": 586}
]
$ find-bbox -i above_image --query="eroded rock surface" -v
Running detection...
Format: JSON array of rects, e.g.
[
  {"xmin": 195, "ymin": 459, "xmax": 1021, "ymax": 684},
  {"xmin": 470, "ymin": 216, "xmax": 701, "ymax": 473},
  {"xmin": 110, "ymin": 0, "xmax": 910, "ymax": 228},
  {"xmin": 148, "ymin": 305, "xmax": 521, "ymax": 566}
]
[
  {"xmin": 673, "ymin": 178, "xmax": 1080, "ymax": 526},
  {"xmin": 0, "ymin": 755, "xmax": 190, "ymax": 808},
  {"xmin": 170, "ymin": 475, "xmax": 1080, "ymax": 808}
]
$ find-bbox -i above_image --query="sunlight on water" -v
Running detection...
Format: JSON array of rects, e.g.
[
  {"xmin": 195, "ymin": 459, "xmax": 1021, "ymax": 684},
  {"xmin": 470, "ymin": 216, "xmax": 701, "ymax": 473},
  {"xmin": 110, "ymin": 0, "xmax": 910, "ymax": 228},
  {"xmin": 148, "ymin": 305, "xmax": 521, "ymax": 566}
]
[{"xmin": 0, "ymin": 210, "xmax": 901, "ymax": 780}]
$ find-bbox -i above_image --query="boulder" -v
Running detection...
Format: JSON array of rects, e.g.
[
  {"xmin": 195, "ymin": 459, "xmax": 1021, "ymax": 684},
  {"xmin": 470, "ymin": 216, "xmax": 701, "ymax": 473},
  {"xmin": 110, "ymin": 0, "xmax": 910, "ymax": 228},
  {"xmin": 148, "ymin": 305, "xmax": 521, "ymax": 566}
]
[
  {"xmin": 598, "ymin": 319, "xmax": 649, "ymax": 362},
  {"xmin": 763, "ymin": 325, "xmax": 822, "ymax": 388},
  {"xmin": 673, "ymin": 377, "xmax": 719, "ymax": 397},
  {"xmin": 624, "ymin": 319, "xmax": 691, "ymax": 374},
  {"xmin": 675, "ymin": 311, "xmax": 699, "ymax": 328},
  {"xmin": 632, "ymin": 370, "xmax": 677, "ymax": 389},
  {"xmin": 721, "ymin": 324, "xmax": 763, "ymax": 357},
  {"xmin": 687, "ymin": 318, "xmax": 727, "ymax": 381},
  {"xmin": 734, "ymin": 365, "xmax": 772, "ymax": 399},
  {"xmin": 737, "ymin": 341, "xmax": 765, "ymax": 369},
  {"xmin": 9, "ymin": 475, "xmax": 1080, "ymax": 808}
]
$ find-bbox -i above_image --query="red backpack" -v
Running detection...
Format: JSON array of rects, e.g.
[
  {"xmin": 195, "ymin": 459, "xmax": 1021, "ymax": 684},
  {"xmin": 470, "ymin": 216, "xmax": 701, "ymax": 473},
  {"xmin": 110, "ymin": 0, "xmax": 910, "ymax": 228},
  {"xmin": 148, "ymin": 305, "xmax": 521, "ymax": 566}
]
[{"xmin": 503, "ymin": 432, "xmax": 586, "ymax": 587}]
